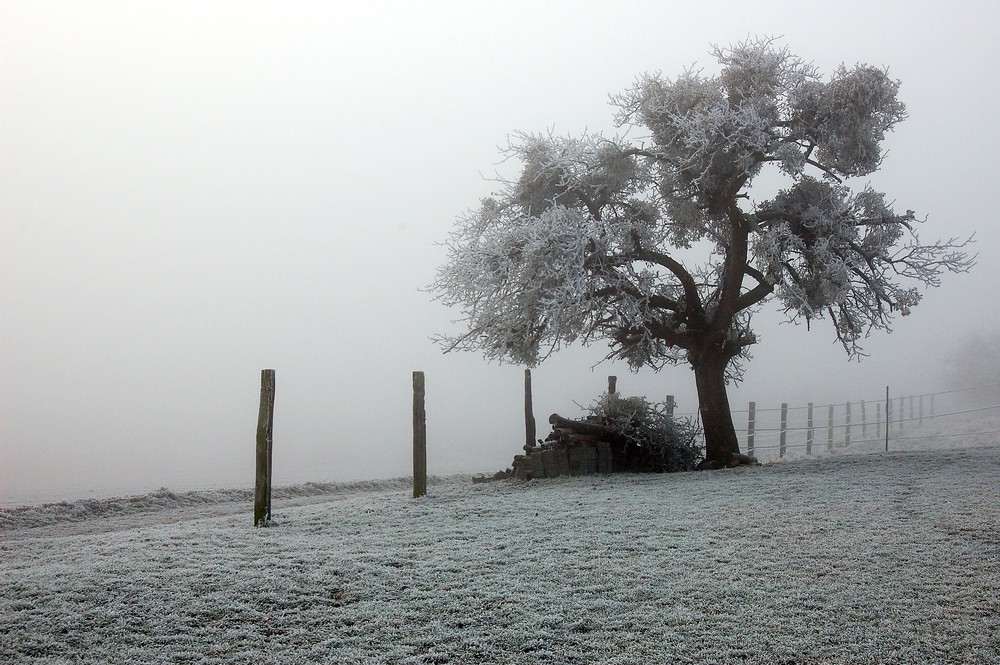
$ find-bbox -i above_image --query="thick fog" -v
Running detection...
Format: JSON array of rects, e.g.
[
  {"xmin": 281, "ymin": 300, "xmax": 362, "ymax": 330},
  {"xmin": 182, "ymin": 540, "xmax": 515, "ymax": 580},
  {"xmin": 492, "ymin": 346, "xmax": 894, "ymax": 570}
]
[{"xmin": 2, "ymin": 1, "xmax": 998, "ymax": 504}]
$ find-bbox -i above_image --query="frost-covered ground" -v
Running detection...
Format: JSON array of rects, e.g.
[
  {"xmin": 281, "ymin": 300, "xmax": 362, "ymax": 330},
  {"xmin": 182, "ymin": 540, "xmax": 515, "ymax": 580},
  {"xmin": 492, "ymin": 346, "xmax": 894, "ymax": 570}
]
[{"xmin": 2, "ymin": 438, "xmax": 999, "ymax": 663}]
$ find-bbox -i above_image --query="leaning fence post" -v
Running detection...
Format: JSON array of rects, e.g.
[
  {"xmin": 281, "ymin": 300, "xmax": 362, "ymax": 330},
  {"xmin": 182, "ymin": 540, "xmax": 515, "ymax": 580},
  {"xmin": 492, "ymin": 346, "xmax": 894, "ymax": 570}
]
[
  {"xmin": 413, "ymin": 371, "xmax": 427, "ymax": 498},
  {"xmin": 779, "ymin": 403, "xmax": 788, "ymax": 458},
  {"xmin": 254, "ymin": 369, "xmax": 276, "ymax": 527},
  {"xmin": 747, "ymin": 401, "xmax": 756, "ymax": 457},
  {"xmin": 524, "ymin": 369, "xmax": 536, "ymax": 453},
  {"xmin": 806, "ymin": 402, "xmax": 814, "ymax": 455}
]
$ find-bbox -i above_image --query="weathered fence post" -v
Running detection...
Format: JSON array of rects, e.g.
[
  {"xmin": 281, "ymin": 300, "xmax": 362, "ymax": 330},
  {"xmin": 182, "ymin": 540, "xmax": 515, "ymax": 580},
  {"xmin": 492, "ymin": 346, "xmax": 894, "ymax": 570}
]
[
  {"xmin": 524, "ymin": 369, "xmax": 536, "ymax": 453},
  {"xmin": 919, "ymin": 394, "xmax": 924, "ymax": 425},
  {"xmin": 845, "ymin": 401, "xmax": 852, "ymax": 446},
  {"xmin": 909, "ymin": 395, "xmax": 914, "ymax": 424},
  {"xmin": 885, "ymin": 386, "xmax": 890, "ymax": 452},
  {"xmin": 779, "ymin": 403, "xmax": 788, "ymax": 458},
  {"xmin": 897, "ymin": 397, "xmax": 904, "ymax": 430},
  {"xmin": 413, "ymin": 371, "xmax": 427, "ymax": 498},
  {"xmin": 747, "ymin": 401, "xmax": 756, "ymax": 457},
  {"xmin": 608, "ymin": 375, "xmax": 617, "ymax": 395},
  {"xmin": 665, "ymin": 395, "xmax": 676, "ymax": 418},
  {"xmin": 806, "ymin": 402, "xmax": 814, "ymax": 455},
  {"xmin": 861, "ymin": 400, "xmax": 867, "ymax": 438},
  {"xmin": 887, "ymin": 391, "xmax": 894, "ymax": 436},
  {"xmin": 827, "ymin": 404, "xmax": 835, "ymax": 452},
  {"xmin": 254, "ymin": 369, "xmax": 276, "ymax": 527}
]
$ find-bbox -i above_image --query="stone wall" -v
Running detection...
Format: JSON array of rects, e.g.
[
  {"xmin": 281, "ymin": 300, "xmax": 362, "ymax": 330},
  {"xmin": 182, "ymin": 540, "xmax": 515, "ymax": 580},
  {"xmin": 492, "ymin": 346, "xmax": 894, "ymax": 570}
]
[{"xmin": 511, "ymin": 440, "xmax": 663, "ymax": 480}]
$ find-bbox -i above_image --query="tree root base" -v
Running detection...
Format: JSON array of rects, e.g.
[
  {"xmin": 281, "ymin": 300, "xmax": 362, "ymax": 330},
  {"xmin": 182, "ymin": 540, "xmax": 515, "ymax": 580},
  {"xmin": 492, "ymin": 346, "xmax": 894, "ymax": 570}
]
[{"xmin": 696, "ymin": 452, "xmax": 759, "ymax": 471}]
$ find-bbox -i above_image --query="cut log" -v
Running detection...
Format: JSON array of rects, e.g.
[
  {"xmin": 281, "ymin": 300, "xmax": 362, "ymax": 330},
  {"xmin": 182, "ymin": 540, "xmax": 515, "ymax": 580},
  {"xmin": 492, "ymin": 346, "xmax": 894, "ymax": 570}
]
[
  {"xmin": 546, "ymin": 428, "xmax": 602, "ymax": 445},
  {"xmin": 548, "ymin": 413, "xmax": 616, "ymax": 438}
]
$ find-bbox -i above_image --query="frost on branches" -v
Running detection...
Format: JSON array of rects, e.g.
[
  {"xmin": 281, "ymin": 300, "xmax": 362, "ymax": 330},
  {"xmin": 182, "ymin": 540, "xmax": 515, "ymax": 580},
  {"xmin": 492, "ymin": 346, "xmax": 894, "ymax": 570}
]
[{"xmin": 431, "ymin": 39, "xmax": 974, "ymax": 465}]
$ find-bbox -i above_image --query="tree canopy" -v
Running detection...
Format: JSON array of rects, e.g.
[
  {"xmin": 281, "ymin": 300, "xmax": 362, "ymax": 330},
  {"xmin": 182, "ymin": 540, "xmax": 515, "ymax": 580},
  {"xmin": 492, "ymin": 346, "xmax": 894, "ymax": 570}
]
[{"xmin": 431, "ymin": 39, "xmax": 974, "ymax": 465}]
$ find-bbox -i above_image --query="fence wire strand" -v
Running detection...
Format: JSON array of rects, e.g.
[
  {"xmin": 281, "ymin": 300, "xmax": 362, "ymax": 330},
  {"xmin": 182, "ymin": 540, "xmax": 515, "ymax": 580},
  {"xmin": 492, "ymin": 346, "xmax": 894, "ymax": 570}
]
[
  {"xmin": 728, "ymin": 383, "xmax": 1000, "ymax": 456},
  {"xmin": 668, "ymin": 383, "xmax": 997, "ymax": 454}
]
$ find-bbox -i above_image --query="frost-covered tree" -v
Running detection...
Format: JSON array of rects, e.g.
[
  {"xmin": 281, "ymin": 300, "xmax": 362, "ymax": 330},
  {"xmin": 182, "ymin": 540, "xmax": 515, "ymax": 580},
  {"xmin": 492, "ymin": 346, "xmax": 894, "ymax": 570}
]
[{"xmin": 432, "ymin": 39, "xmax": 974, "ymax": 467}]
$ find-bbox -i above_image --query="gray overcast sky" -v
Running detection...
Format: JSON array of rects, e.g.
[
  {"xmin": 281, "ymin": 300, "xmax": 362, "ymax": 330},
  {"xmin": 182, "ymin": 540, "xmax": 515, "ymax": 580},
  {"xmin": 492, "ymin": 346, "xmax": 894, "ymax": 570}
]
[{"xmin": 2, "ymin": 0, "xmax": 998, "ymax": 503}]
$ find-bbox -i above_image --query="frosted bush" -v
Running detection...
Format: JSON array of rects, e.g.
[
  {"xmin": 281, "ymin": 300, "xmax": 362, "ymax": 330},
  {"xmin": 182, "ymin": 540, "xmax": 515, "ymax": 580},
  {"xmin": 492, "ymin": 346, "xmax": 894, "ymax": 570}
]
[{"xmin": 584, "ymin": 393, "xmax": 703, "ymax": 472}]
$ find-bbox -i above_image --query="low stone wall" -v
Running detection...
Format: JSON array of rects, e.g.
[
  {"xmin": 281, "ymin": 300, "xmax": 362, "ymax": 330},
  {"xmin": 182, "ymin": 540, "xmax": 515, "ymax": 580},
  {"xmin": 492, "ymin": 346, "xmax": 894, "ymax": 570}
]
[{"xmin": 512, "ymin": 441, "xmax": 661, "ymax": 480}]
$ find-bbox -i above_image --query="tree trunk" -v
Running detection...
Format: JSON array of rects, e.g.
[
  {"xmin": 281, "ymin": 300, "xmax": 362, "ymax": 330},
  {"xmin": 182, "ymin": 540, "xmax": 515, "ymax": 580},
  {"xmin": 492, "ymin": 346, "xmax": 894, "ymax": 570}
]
[{"xmin": 692, "ymin": 352, "xmax": 741, "ymax": 465}]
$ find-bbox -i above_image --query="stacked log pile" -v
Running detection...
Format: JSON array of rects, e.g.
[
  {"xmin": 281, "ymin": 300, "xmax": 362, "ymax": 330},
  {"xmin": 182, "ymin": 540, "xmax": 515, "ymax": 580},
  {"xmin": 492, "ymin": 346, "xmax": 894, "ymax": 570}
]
[{"xmin": 511, "ymin": 413, "xmax": 650, "ymax": 480}]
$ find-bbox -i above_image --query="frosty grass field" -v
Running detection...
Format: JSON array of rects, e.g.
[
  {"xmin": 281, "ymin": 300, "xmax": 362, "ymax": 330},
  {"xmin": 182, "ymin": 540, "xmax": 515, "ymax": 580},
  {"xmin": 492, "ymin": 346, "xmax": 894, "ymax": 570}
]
[{"xmin": 2, "ymin": 421, "xmax": 999, "ymax": 664}]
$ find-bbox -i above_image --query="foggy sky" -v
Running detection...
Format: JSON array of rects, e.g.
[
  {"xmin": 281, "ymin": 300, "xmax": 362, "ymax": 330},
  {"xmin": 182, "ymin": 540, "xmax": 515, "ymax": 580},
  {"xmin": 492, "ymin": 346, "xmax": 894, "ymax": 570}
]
[{"xmin": 2, "ymin": 0, "xmax": 998, "ymax": 504}]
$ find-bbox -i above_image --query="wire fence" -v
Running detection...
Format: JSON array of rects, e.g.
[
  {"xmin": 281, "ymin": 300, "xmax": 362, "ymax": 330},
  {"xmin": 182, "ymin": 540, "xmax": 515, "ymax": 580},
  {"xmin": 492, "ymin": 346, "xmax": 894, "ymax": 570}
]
[{"xmin": 723, "ymin": 382, "xmax": 1000, "ymax": 458}]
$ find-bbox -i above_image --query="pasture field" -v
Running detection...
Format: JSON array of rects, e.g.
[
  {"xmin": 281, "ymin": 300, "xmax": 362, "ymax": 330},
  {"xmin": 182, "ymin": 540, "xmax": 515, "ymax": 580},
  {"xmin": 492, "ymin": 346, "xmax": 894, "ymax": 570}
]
[{"xmin": 2, "ymin": 443, "xmax": 998, "ymax": 664}]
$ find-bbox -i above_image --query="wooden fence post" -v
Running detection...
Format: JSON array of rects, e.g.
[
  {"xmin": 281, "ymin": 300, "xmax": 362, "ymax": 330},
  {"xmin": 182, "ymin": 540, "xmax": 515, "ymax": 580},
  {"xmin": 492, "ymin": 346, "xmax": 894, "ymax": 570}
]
[
  {"xmin": 845, "ymin": 401, "xmax": 852, "ymax": 446},
  {"xmin": 608, "ymin": 375, "xmax": 617, "ymax": 395},
  {"xmin": 861, "ymin": 400, "xmax": 867, "ymax": 438},
  {"xmin": 413, "ymin": 371, "xmax": 427, "ymax": 498},
  {"xmin": 897, "ymin": 397, "xmax": 904, "ymax": 430},
  {"xmin": 747, "ymin": 402, "xmax": 756, "ymax": 457},
  {"xmin": 779, "ymin": 403, "xmax": 788, "ymax": 458},
  {"xmin": 665, "ymin": 395, "xmax": 675, "ymax": 418},
  {"xmin": 254, "ymin": 369, "xmax": 276, "ymax": 527},
  {"xmin": 885, "ymin": 386, "xmax": 890, "ymax": 452},
  {"xmin": 806, "ymin": 402, "xmax": 814, "ymax": 455},
  {"xmin": 827, "ymin": 404, "xmax": 835, "ymax": 452},
  {"xmin": 887, "ymin": 392, "xmax": 894, "ymax": 435},
  {"xmin": 524, "ymin": 369, "xmax": 536, "ymax": 453},
  {"xmin": 919, "ymin": 394, "xmax": 924, "ymax": 425}
]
